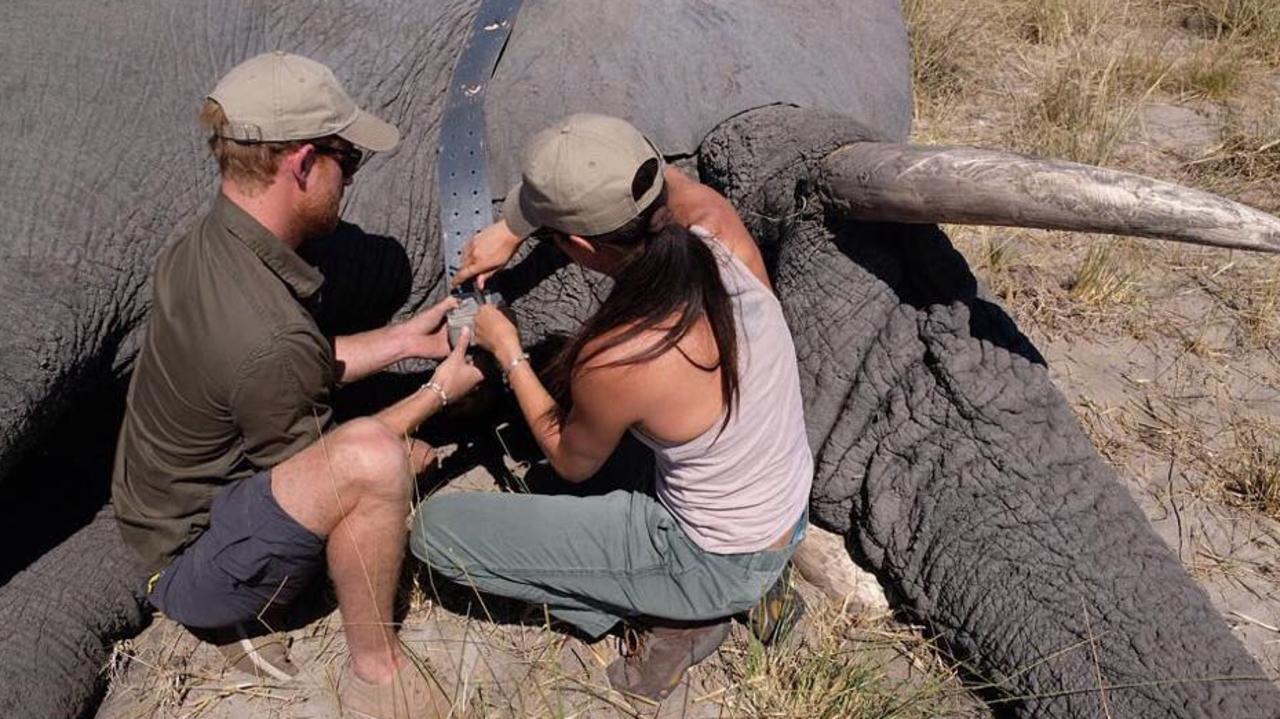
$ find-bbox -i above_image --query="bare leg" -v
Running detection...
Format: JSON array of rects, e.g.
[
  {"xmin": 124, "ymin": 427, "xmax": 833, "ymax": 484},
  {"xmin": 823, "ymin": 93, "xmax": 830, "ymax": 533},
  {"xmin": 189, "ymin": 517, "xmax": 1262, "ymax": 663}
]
[
  {"xmin": 323, "ymin": 472, "xmax": 408, "ymax": 683},
  {"xmin": 270, "ymin": 417, "xmax": 432, "ymax": 684}
]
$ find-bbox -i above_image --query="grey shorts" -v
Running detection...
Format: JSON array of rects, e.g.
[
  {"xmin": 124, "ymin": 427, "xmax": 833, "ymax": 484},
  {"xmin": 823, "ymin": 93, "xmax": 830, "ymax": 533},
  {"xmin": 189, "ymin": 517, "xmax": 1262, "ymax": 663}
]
[{"xmin": 147, "ymin": 471, "xmax": 325, "ymax": 629}]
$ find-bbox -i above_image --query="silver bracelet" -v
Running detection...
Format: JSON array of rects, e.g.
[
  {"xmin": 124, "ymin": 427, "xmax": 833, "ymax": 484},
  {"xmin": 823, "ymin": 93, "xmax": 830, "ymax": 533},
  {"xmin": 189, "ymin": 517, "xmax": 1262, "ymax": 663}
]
[
  {"xmin": 503, "ymin": 352, "xmax": 531, "ymax": 385},
  {"xmin": 422, "ymin": 380, "xmax": 449, "ymax": 407}
]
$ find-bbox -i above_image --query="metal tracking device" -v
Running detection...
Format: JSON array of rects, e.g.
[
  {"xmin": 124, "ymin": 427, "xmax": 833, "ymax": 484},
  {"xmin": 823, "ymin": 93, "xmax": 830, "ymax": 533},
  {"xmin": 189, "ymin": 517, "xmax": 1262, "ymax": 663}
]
[{"xmin": 447, "ymin": 288, "xmax": 505, "ymax": 348}]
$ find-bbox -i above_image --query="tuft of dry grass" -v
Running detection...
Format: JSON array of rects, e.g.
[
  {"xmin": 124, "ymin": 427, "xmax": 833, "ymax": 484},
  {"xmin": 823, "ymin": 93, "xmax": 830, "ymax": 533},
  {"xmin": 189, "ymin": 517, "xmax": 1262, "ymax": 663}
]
[
  {"xmin": 1237, "ymin": 272, "xmax": 1280, "ymax": 346},
  {"xmin": 1115, "ymin": 45, "xmax": 1177, "ymax": 94},
  {"xmin": 974, "ymin": 233, "xmax": 1037, "ymax": 308},
  {"xmin": 1215, "ymin": 420, "xmax": 1280, "ymax": 519},
  {"xmin": 717, "ymin": 606, "xmax": 976, "ymax": 719},
  {"xmin": 980, "ymin": 234, "xmax": 1019, "ymax": 276},
  {"xmin": 1187, "ymin": 111, "xmax": 1280, "ymax": 181},
  {"xmin": 1172, "ymin": 44, "xmax": 1247, "ymax": 99},
  {"xmin": 1013, "ymin": 42, "xmax": 1159, "ymax": 165},
  {"xmin": 1021, "ymin": 0, "xmax": 1111, "ymax": 44},
  {"xmin": 1182, "ymin": 110, "xmax": 1280, "ymax": 215},
  {"xmin": 1112, "ymin": 39, "xmax": 1245, "ymax": 102},
  {"xmin": 1176, "ymin": 0, "xmax": 1280, "ymax": 65},
  {"xmin": 1065, "ymin": 244, "xmax": 1142, "ymax": 307},
  {"xmin": 904, "ymin": 0, "xmax": 976, "ymax": 110}
]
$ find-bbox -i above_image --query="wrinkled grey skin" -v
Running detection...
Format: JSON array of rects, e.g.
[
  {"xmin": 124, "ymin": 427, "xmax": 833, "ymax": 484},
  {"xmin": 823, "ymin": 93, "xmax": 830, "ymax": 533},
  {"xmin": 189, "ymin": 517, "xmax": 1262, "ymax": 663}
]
[{"xmin": 0, "ymin": 2, "xmax": 1276, "ymax": 718}]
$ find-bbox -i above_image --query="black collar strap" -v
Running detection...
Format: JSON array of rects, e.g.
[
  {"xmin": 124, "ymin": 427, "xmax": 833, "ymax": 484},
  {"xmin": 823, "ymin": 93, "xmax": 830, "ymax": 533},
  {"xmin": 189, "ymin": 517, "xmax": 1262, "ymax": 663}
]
[{"xmin": 438, "ymin": 0, "xmax": 525, "ymax": 287}]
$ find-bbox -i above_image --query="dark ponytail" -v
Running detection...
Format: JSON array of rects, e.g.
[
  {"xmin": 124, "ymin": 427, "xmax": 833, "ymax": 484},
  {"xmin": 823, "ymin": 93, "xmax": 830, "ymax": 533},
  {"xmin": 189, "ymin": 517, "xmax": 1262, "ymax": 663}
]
[{"xmin": 545, "ymin": 179, "xmax": 740, "ymax": 429}]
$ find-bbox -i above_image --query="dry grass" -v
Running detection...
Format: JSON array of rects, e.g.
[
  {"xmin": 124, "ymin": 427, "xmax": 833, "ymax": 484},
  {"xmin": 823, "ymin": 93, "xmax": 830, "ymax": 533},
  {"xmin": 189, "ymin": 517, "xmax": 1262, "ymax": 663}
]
[
  {"xmin": 717, "ymin": 606, "xmax": 977, "ymax": 718},
  {"xmin": 1173, "ymin": 44, "xmax": 1248, "ymax": 99},
  {"xmin": 100, "ymin": 591, "xmax": 983, "ymax": 719},
  {"xmin": 903, "ymin": 0, "xmax": 982, "ymax": 110},
  {"xmin": 1013, "ymin": 42, "xmax": 1160, "ymax": 164},
  {"xmin": 1237, "ymin": 271, "xmax": 1280, "ymax": 346},
  {"xmin": 1114, "ymin": 39, "xmax": 1249, "ymax": 103},
  {"xmin": 1185, "ymin": 110, "xmax": 1280, "ymax": 209},
  {"xmin": 1197, "ymin": 255, "xmax": 1280, "ymax": 348},
  {"xmin": 1020, "ymin": 0, "xmax": 1111, "ymax": 44},
  {"xmin": 1066, "ymin": 243, "xmax": 1142, "ymax": 307},
  {"xmin": 975, "ymin": 234, "xmax": 1025, "ymax": 302},
  {"xmin": 1176, "ymin": 0, "xmax": 1280, "ymax": 65},
  {"xmin": 1215, "ymin": 420, "xmax": 1280, "ymax": 519}
]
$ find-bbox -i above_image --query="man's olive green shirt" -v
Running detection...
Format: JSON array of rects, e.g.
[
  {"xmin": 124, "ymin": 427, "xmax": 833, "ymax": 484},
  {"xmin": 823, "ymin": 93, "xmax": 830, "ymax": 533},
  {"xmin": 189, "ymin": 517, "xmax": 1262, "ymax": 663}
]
[{"xmin": 113, "ymin": 194, "xmax": 337, "ymax": 574}]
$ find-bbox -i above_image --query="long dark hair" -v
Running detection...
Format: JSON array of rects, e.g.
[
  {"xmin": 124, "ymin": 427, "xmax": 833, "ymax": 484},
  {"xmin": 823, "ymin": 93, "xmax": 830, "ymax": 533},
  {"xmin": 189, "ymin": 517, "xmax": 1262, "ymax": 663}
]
[{"xmin": 546, "ymin": 163, "xmax": 740, "ymax": 428}]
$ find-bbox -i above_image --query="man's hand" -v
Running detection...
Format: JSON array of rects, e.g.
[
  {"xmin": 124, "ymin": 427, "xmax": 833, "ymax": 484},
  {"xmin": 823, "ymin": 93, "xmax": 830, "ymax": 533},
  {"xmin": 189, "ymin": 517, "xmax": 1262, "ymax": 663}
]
[
  {"xmin": 428, "ymin": 328, "xmax": 485, "ymax": 402},
  {"xmin": 452, "ymin": 220, "xmax": 523, "ymax": 289},
  {"xmin": 395, "ymin": 296, "xmax": 459, "ymax": 360},
  {"xmin": 372, "ymin": 328, "xmax": 484, "ymax": 437}
]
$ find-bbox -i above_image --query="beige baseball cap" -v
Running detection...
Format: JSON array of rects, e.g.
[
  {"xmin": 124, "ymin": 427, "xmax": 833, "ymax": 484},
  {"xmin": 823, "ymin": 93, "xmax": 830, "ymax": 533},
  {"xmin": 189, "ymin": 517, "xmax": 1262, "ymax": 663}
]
[
  {"xmin": 502, "ymin": 114, "xmax": 665, "ymax": 238},
  {"xmin": 208, "ymin": 51, "xmax": 399, "ymax": 152}
]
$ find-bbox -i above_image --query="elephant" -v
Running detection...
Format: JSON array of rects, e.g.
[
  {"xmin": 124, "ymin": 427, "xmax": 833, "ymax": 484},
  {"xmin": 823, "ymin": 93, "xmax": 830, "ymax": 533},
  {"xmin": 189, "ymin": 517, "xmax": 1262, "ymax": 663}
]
[{"xmin": 2, "ymin": 1, "xmax": 1279, "ymax": 717}]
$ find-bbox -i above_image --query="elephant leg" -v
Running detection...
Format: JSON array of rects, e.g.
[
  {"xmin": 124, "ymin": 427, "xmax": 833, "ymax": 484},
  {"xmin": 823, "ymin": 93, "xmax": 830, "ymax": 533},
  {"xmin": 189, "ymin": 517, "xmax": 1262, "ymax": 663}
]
[
  {"xmin": 700, "ymin": 105, "xmax": 1280, "ymax": 717},
  {"xmin": 0, "ymin": 505, "xmax": 150, "ymax": 719}
]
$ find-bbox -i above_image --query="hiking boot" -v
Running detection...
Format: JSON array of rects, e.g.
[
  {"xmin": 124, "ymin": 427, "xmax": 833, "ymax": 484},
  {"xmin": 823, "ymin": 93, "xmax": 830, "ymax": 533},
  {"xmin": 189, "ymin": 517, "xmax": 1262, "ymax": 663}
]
[
  {"xmin": 606, "ymin": 617, "xmax": 732, "ymax": 702},
  {"xmin": 746, "ymin": 562, "xmax": 806, "ymax": 646},
  {"xmin": 338, "ymin": 660, "xmax": 451, "ymax": 719}
]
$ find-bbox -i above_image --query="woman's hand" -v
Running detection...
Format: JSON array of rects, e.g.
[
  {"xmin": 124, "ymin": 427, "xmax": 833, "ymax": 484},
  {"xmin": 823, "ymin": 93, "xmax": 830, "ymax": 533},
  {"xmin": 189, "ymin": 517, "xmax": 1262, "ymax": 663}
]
[
  {"xmin": 427, "ymin": 328, "xmax": 485, "ymax": 403},
  {"xmin": 452, "ymin": 220, "xmax": 523, "ymax": 289},
  {"xmin": 472, "ymin": 304, "xmax": 523, "ymax": 364}
]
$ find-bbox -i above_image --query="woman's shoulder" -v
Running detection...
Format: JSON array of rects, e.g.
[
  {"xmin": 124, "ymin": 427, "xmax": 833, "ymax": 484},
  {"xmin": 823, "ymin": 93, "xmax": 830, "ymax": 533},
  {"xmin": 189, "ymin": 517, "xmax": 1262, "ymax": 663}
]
[
  {"xmin": 578, "ymin": 321, "xmax": 711, "ymax": 373},
  {"xmin": 577, "ymin": 324, "xmax": 669, "ymax": 373},
  {"xmin": 663, "ymin": 169, "xmax": 771, "ymax": 290},
  {"xmin": 569, "ymin": 329, "xmax": 664, "ymax": 414}
]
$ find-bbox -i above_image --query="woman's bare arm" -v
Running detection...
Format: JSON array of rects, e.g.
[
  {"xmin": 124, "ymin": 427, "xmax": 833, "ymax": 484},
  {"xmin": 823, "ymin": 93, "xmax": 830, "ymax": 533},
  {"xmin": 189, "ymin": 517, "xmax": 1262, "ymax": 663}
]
[{"xmin": 476, "ymin": 307, "xmax": 643, "ymax": 482}]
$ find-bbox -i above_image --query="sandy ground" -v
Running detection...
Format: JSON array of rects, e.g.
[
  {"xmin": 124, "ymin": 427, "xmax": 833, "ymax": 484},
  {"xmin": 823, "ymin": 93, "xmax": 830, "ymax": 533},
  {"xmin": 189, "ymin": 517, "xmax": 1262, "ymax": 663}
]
[
  {"xmin": 97, "ymin": 465, "xmax": 987, "ymax": 719},
  {"xmin": 1039, "ymin": 325, "xmax": 1280, "ymax": 679}
]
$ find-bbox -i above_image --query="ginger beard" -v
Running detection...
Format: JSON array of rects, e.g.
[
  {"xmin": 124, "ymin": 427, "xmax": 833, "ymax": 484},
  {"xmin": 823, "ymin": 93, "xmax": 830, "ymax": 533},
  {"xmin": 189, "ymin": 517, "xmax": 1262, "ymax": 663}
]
[{"xmin": 298, "ymin": 173, "xmax": 343, "ymax": 240}]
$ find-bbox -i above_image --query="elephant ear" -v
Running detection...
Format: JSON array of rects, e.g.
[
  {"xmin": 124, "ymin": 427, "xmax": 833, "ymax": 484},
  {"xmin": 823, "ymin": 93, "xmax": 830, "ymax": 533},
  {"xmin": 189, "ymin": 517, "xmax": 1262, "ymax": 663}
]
[{"xmin": 819, "ymin": 143, "xmax": 1280, "ymax": 253}]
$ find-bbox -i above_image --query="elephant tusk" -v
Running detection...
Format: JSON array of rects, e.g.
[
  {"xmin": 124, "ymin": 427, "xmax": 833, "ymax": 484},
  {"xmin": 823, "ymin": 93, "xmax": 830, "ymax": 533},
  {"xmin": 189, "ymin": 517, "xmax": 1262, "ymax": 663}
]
[{"xmin": 817, "ymin": 143, "xmax": 1280, "ymax": 254}]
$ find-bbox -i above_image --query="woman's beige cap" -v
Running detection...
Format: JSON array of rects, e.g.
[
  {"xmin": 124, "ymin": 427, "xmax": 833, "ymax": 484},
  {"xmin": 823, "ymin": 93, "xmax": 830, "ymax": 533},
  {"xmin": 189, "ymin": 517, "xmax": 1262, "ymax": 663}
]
[
  {"xmin": 207, "ymin": 52, "xmax": 399, "ymax": 152},
  {"xmin": 502, "ymin": 114, "xmax": 665, "ymax": 238}
]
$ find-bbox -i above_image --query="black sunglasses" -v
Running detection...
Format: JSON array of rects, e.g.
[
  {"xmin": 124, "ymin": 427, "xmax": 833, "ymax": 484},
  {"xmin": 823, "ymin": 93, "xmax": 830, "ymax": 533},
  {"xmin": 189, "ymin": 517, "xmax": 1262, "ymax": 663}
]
[{"xmin": 312, "ymin": 142, "xmax": 366, "ymax": 178}]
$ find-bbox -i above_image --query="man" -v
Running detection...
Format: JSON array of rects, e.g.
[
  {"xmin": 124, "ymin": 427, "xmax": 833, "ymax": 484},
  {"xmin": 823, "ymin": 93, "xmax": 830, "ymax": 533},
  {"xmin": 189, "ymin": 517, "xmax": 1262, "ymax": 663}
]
[{"xmin": 112, "ymin": 52, "xmax": 481, "ymax": 718}]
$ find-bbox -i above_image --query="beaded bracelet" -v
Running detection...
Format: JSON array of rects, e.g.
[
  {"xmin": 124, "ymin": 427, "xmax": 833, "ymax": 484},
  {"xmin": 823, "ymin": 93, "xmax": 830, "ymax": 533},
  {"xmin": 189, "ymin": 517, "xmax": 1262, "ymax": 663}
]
[
  {"xmin": 503, "ymin": 352, "xmax": 531, "ymax": 386},
  {"xmin": 422, "ymin": 380, "xmax": 449, "ymax": 407}
]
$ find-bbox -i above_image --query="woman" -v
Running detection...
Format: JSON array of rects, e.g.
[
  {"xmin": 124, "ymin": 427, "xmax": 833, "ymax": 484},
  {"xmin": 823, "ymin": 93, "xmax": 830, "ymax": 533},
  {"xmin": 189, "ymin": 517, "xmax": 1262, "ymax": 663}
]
[{"xmin": 410, "ymin": 114, "xmax": 812, "ymax": 700}]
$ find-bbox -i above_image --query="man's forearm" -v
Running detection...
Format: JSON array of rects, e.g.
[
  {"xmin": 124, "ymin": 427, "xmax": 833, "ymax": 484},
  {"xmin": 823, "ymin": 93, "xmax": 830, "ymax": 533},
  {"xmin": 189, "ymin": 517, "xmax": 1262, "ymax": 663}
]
[
  {"xmin": 373, "ymin": 384, "xmax": 443, "ymax": 437},
  {"xmin": 333, "ymin": 326, "xmax": 410, "ymax": 384}
]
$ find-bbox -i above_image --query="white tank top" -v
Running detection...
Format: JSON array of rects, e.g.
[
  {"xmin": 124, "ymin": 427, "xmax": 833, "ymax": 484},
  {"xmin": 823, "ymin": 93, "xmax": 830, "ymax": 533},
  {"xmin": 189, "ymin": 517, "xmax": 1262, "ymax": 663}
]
[{"xmin": 630, "ymin": 228, "xmax": 813, "ymax": 553}]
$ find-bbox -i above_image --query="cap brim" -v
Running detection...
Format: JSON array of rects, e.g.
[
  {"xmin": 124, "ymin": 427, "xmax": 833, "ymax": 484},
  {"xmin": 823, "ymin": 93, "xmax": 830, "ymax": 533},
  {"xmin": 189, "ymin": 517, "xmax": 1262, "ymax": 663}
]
[
  {"xmin": 501, "ymin": 184, "xmax": 538, "ymax": 238},
  {"xmin": 337, "ymin": 109, "xmax": 400, "ymax": 152}
]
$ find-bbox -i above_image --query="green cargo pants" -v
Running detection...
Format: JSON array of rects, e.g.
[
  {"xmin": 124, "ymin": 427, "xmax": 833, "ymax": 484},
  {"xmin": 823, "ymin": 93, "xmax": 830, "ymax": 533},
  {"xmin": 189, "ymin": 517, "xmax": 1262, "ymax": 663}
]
[{"xmin": 409, "ymin": 485, "xmax": 803, "ymax": 639}]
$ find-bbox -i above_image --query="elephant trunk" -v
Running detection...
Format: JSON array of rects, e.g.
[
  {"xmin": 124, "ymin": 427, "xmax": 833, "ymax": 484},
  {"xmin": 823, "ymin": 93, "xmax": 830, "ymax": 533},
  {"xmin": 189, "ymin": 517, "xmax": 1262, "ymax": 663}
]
[
  {"xmin": 818, "ymin": 143, "xmax": 1280, "ymax": 253},
  {"xmin": 699, "ymin": 104, "xmax": 1280, "ymax": 717}
]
